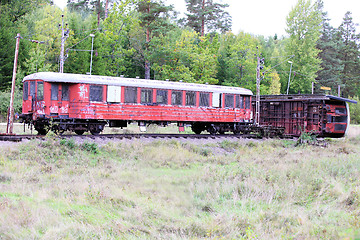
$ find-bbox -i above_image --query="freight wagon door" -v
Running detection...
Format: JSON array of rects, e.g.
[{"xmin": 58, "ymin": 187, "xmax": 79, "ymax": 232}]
[{"xmin": 49, "ymin": 83, "xmax": 70, "ymax": 118}]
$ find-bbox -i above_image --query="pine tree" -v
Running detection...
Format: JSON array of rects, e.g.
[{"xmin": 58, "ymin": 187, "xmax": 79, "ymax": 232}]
[
  {"xmin": 136, "ymin": 0, "xmax": 175, "ymax": 79},
  {"xmin": 315, "ymin": 0, "xmax": 343, "ymax": 94},
  {"xmin": 185, "ymin": 0, "xmax": 232, "ymax": 37},
  {"xmin": 336, "ymin": 11, "xmax": 360, "ymax": 97}
]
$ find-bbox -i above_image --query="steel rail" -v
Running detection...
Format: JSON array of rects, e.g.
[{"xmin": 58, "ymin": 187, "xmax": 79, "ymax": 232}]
[{"xmin": 0, "ymin": 133, "xmax": 267, "ymax": 142}]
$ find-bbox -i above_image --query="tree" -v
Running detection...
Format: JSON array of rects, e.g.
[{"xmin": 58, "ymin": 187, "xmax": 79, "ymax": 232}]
[
  {"xmin": 285, "ymin": 0, "xmax": 322, "ymax": 94},
  {"xmin": 258, "ymin": 35, "xmax": 292, "ymax": 94},
  {"xmin": 94, "ymin": 1, "xmax": 138, "ymax": 76},
  {"xmin": 315, "ymin": 0, "xmax": 343, "ymax": 95},
  {"xmin": 184, "ymin": 0, "xmax": 232, "ymax": 36},
  {"xmin": 336, "ymin": 11, "xmax": 360, "ymax": 97},
  {"xmin": 64, "ymin": 9, "xmax": 95, "ymax": 74},
  {"xmin": 29, "ymin": 5, "xmax": 67, "ymax": 71},
  {"xmin": 136, "ymin": 0, "xmax": 175, "ymax": 79},
  {"xmin": 268, "ymin": 71, "xmax": 281, "ymax": 95},
  {"xmin": 0, "ymin": 0, "xmax": 47, "ymax": 90},
  {"xmin": 150, "ymin": 28, "xmax": 219, "ymax": 84},
  {"xmin": 217, "ymin": 32, "xmax": 259, "ymax": 91}
]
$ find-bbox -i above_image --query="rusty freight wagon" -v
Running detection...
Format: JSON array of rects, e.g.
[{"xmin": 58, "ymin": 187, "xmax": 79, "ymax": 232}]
[{"xmin": 257, "ymin": 94, "xmax": 356, "ymax": 138}]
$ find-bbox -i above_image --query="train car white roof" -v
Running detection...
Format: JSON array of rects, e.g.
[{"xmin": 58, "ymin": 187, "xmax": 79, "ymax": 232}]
[{"xmin": 23, "ymin": 72, "xmax": 253, "ymax": 95}]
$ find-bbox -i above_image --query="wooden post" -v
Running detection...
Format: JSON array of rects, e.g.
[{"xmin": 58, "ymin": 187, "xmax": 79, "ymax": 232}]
[{"xmin": 6, "ymin": 33, "xmax": 21, "ymax": 135}]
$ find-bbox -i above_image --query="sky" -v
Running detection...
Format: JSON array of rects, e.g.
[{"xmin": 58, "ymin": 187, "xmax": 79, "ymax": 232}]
[{"xmin": 53, "ymin": 0, "xmax": 360, "ymax": 37}]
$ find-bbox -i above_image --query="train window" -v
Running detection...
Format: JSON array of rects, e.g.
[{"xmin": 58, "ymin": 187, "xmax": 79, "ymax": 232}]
[
  {"xmin": 335, "ymin": 124, "xmax": 346, "ymax": 131},
  {"xmin": 335, "ymin": 108, "xmax": 346, "ymax": 115},
  {"xmin": 172, "ymin": 90, "xmax": 183, "ymax": 106},
  {"xmin": 37, "ymin": 82, "xmax": 44, "ymax": 100},
  {"xmin": 156, "ymin": 89, "xmax": 168, "ymax": 105},
  {"xmin": 62, "ymin": 84, "xmax": 69, "ymax": 101},
  {"xmin": 90, "ymin": 85, "xmax": 103, "ymax": 102},
  {"xmin": 225, "ymin": 94, "xmax": 234, "ymax": 108},
  {"xmin": 51, "ymin": 84, "xmax": 58, "ymax": 100},
  {"xmin": 186, "ymin": 91, "xmax": 196, "ymax": 106},
  {"xmin": 30, "ymin": 81, "xmax": 36, "ymax": 98},
  {"xmin": 245, "ymin": 96, "xmax": 251, "ymax": 109},
  {"xmin": 141, "ymin": 89, "xmax": 153, "ymax": 104},
  {"xmin": 334, "ymin": 115, "xmax": 347, "ymax": 123},
  {"xmin": 199, "ymin": 92, "xmax": 210, "ymax": 107},
  {"xmin": 236, "ymin": 95, "xmax": 243, "ymax": 108},
  {"xmin": 23, "ymin": 82, "xmax": 28, "ymax": 100},
  {"xmin": 125, "ymin": 87, "xmax": 137, "ymax": 103}
]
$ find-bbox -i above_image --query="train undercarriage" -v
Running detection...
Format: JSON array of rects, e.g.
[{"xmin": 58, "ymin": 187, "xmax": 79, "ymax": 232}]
[{"xmin": 20, "ymin": 113, "xmax": 285, "ymax": 137}]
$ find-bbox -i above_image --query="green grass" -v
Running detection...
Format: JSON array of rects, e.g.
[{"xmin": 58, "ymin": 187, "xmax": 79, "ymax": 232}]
[{"xmin": 1, "ymin": 130, "xmax": 360, "ymax": 239}]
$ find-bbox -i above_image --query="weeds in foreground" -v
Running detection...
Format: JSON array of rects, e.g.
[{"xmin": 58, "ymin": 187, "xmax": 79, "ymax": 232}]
[{"xmin": 0, "ymin": 137, "xmax": 359, "ymax": 239}]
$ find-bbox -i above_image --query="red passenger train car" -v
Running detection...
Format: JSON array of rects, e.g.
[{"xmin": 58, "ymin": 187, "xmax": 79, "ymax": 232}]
[
  {"xmin": 19, "ymin": 72, "xmax": 253, "ymax": 135},
  {"xmin": 257, "ymin": 94, "xmax": 356, "ymax": 138}
]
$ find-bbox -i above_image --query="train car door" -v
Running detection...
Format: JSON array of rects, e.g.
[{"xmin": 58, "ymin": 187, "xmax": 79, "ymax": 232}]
[
  {"xmin": 25, "ymin": 80, "xmax": 45, "ymax": 116},
  {"xmin": 49, "ymin": 83, "xmax": 70, "ymax": 118},
  {"xmin": 22, "ymin": 81, "xmax": 32, "ymax": 113}
]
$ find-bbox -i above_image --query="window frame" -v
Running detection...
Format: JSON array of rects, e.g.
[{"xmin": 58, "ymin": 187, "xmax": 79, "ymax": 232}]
[
  {"xmin": 171, "ymin": 90, "xmax": 183, "ymax": 106},
  {"xmin": 236, "ymin": 95, "xmax": 243, "ymax": 109},
  {"xmin": 124, "ymin": 86, "xmax": 138, "ymax": 104},
  {"xmin": 199, "ymin": 92, "xmax": 210, "ymax": 107},
  {"xmin": 185, "ymin": 91, "xmax": 196, "ymax": 106},
  {"xmin": 141, "ymin": 88, "xmax": 153, "ymax": 104},
  {"xmin": 23, "ymin": 82, "xmax": 28, "ymax": 100},
  {"xmin": 89, "ymin": 85, "xmax": 103, "ymax": 102},
  {"xmin": 224, "ymin": 94, "xmax": 234, "ymax": 108},
  {"xmin": 37, "ymin": 82, "xmax": 44, "ymax": 101},
  {"xmin": 245, "ymin": 96, "xmax": 251, "ymax": 109},
  {"xmin": 30, "ymin": 81, "xmax": 36, "ymax": 98},
  {"xmin": 62, "ymin": 84, "xmax": 70, "ymax": 101},
  {"xmin": 156, "ymin": 89, "xmax": 168, "ymax": 105},
  {"xmin": 51, "ymin": 83, "xmax": 59, "ymax": 101}
]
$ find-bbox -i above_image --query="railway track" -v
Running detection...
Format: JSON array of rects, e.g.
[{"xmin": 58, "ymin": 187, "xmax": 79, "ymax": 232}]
[{"xmin": 0, "ymin": 133, "xmax": 263, "ymax": 142}]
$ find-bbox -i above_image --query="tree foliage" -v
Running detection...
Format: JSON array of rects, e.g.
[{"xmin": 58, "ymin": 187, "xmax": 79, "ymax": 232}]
[
  {"xmin": 315, "ymin": 0, "xmax": 343, "ymax": 95},
  {"xmin": 136, "ymin": 0, "xmax": 175, "ymax": 79},
  {"xmin": 150, "ymin": 28, "xmax": 219, "ymax": 84},
  {"xmin": 285, "ymin": 0, "xmax": 322, "ymax": 94},
  {"xmin": 184, "ymin": 0, "xmax": 232, "ymax": 36},
  {"xmin": 336, "ymin": 12, "xmax": 360, "ymax": 97},
  {"xmin": 1, "ymin": 0, "xmax": 360, "ymax": 112}
]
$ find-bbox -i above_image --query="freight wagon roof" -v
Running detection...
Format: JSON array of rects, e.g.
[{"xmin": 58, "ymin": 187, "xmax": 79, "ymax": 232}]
[
  {"xmin": 259, "ymin": 94, "xmax": 357, "ymax": 104},
  {"xmin": 23, "ymin": 72, "xmax": 253, "ymax": 95}
]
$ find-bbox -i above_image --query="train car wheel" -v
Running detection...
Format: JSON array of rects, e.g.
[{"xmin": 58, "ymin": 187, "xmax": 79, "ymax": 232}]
[
  {"xmin": 233, "ymin": 130, "xmax": 241, "ymax": 135},
  {"xmin": 191, "ymin": 123, "xmax": 204, "ymax": 134},
  {"xmin": 207, "ymin": 125, "xmax": 217, "ymax": 135},
  {"xmin": 75, "ymin": 130, "xmax": 85, "ymax": 135},
  {"xmin": 191, "ymin": 127, "xmax": 202, "ymax": 134},
  {"xmin": 90, "ymin": 129, "xmax": 101, "ymax": 135},
  {"xmin": 36, "ymin": 127, "xmax": 48, "ymax": 135}
]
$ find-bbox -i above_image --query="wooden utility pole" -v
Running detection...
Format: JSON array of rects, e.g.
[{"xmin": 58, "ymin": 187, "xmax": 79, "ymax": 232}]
[{"xmin": 6, "ymin": 33, "xmax": 21, "ymax": 135}]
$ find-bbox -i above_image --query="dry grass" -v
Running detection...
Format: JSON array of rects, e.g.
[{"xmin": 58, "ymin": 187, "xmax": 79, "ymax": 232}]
[{"xmin": 0, "ymin": 126, "xmax": 360, "ymax": 239}]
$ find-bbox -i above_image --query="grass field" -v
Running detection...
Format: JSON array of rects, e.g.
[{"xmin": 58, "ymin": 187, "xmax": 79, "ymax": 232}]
[{"xmin": 0, "ymin": 126, "xmax": 360, "ymax": 239}]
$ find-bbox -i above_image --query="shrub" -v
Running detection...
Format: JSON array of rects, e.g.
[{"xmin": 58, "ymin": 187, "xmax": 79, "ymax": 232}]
[
  {"xmin": 0, "ymin": 88, "xmax": 22, "ymax": 120},
  {"xmin": 349, "ymin": 96, "xmax": 360, "ymax": 124},
  {"xmin": 81, "ymin": 142, "xmax": 99, "ymax": 154}
]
